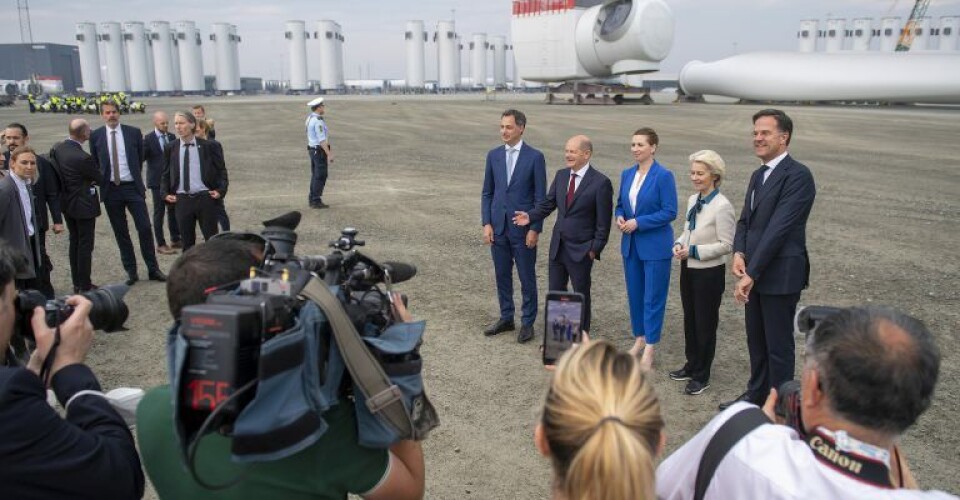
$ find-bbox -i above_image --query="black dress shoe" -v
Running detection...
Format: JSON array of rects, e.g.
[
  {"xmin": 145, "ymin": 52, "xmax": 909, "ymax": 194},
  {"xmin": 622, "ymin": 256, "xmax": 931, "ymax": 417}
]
[
  {"xmin": 517, "ymin": 325, "xmax": 534, "ymax": 343},
  {"xmin": 149, "ymin": 270, "xmax": 167, "ymax": 282},
  {"xmin": 483, "ymin": 319, "xmax": 515, "ymax": 336},
  {"xmin": 126, "ymin": 275, "xmax": 139, "ymax": 286},
  {"xmin": 718, "ymin": 391, "xmax": 761, "ymax": 411}
]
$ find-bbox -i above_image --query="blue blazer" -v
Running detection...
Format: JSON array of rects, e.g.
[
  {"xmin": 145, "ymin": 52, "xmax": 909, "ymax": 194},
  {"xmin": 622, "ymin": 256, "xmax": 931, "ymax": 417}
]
[
  {"xmin": 480, "ymin": 142, "xmax": 547, "ymax": 235},
  {"xmin": 734, "ymin": 154, "xmax": 816, "ymax": 295},
  {"xmin": 90, "ymin": 123, "xmax": 146, "ymax": 197},
  {"xmin": 143, "ymin": 130, "xmax": 176, "ymax": 189},
  {"xmin": 615, "ymin": 161, "xmax": 678, "ymax": 260}
]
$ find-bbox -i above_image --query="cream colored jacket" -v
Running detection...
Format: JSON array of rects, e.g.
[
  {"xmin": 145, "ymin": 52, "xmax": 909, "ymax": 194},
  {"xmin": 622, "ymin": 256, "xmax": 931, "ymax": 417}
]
[{"xmin": 675, "ymin": 191, "xmax": 736, "ymax": 269}]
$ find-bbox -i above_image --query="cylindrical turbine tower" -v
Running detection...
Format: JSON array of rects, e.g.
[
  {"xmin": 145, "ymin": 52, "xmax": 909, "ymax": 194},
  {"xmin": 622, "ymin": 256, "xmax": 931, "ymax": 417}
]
[
  {"xmin": 122, "ymin": 22, "xmax": 151, "ymax": 93},
  {"xmin": 941, "ymin": 17, "xmax": 959, "ymax": 51},
  {"xmin": 170, "ymin": 32, "xmax": 182, "ymax": 91},
  {"xmin": 405, "ymin": 20, "xmax": 426, "ymax": 88},
  {"xmin": 913, "ymin": 17, "xmax": 931, "ymax": 50},
  {"xmin": 490, "ymin": 35, "xmax": 507, "ymax": 86},
  {"xmin": 824, "ymin": 19, "xmax": 845, "ymax": 52},
  {"xmin": 230, "ymin": 25, "xmax": 241, "ymax": 90},
  {"xmin": 99, "ymin": 22, "xmax": 128, "ymax": 91},
  {"xmin": 850, "ymin": 18, "xmax": 873, "ymax": 51},
  {"xmin": 880, "ymin": 17, "xmax": 901, "ymax": 51},
  {"xmin": 470, "ymin": 33, "xmax": 487, "ymax": 87},
  {"xmin": 144, "ymin": 35, "xmax": 156, "ymax": 91},
  {"xmin": 75, "ymin": 22, "xmax": 102, "ymax": 93},
  {"xmin": 149, "ymin": 21, "xmax": 175, "ymax": 92},
  {"xmin": 211, "ymin": 23, "xmax": 238, "ymax": 91},
  {"xmin": 176, "ymin": 21, "xmax": 204, "ymax": 92},
  {"xmin": 316, "ymin": 20, "xmax": 343, "ymax": 90},
  {"xmin": 436, "ymin": 20, "xmax": 458, "ymax": 89},
  {"xmin": 285, "ymin": 21, "xmax": 309, "ymax": 90},
  {"xmin": 797, "ymin": 20, "xmax": 818, "ymax": 52}
]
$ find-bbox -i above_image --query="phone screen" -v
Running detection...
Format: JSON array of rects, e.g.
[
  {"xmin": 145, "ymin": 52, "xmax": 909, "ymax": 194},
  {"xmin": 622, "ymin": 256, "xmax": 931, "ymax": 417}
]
[{"xmin": 543, "ymin": 293, "xmax": 584, "ymax": 365}]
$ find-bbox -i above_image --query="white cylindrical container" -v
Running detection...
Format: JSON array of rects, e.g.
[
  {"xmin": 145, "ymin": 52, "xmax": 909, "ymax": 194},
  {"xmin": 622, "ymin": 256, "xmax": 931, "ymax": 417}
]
[
  {"xmin": 470, "ymin": 33, "xmax": 487, "ymax": 87},
  {"xmin": 850, "ymin": 18, "xmax": 873, "ymax": 51},
  {"xmin": 100, "ymin": 22, "xmax": 128, "ymax": 91},
  {"xmin": 940, "ymin": 17, "xmax": 959, "ymax": 51},
  {"xmin": 679, "ymin": 52, "xmax": 960, "ymax": 103},
  {"xmin": 436, "ymin": 20, "xmax": 457, "ymax": 89},
  {"xmin": 211, "ymin": 23, "xmax": 237, "ymax": 91},
  {"xmin": 170, "ymin": 32, "xmax": 182, "ymax": 91},
  {"xmin": 144, "ymin": 35, "xmax": 156, "ymax": 91},
  {"xmin": 316, "ymin": 20, "xmax": 343, "ymax": 90},
  {"xmin": 824, "ymin": 19, "xmax": 845, "ymax": 52},
  {"xmin": 122, "ymin": 22, "xmax": 151, "ymax": 92},
  {"xmin": 491, "ymin": 35, "xmax": 507, "ymax": 86},
  {"xmin": 880, "ymin": 17, "xmax": 901, "ymax": 52},
  {"xmin": 336, "ymin": 27, "xmax": 345, "ymax": 87},
  {"xmin": 230, "ymin": 25, "xmax": 241, "ymax": 90},
  {"xmin": 286, "ymin": 21, "xmax": 309, "ymax": 90},
  {"xmin": 75, "ymin": 22, "xmax": 102, "ymax": 93},
  {"xmin": 176, "ymin": 21, "xmax": 204, "ymax": 92},
  {"xmin": 149, "ymin": 21, "xmax": 175, "ymax": 92},
  {"xmin": 455, "ymin": 35, "xmax": 463, "ymax": 88},
  {"xmin": 798, "ymin": 20, "xmax": 818, "ymax": 52},
  {"xmin": 913, "ymin": 17, "xmax": 931, "ymax": 50},
  {"xmin": 405, "ymin": 20, "xmax": 426, "ymax": 88}
]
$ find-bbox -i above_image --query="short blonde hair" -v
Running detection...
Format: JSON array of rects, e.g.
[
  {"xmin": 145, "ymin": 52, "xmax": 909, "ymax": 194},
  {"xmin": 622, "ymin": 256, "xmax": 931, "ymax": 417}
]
[{"xmin": 688, "ymin": 150, "xmax": 726, "ymax": 187}]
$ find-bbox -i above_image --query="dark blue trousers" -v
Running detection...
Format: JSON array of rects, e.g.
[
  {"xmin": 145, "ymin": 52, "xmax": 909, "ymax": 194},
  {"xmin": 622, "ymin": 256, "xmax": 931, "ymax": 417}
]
[
  {"xmin": 491, "ymin": 223, "xmax": 538, "ymax": 326},
  {"xmin": 745, "ymin": 291, "xmax": 801, "ymax": 399},
  {"xmin": 150, "ymin": 188, "xmax": 180, "ymax": 247},
  {"xmin": 308, "ymin": 149, "xmax": 328, "ymax": 205},
  {"xmin": 103, "ymin": 183, "xmax": 160, "ymax": 277}
]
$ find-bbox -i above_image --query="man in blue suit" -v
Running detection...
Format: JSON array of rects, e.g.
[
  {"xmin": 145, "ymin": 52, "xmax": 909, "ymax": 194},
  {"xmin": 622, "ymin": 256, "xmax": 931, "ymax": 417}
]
[
  {"xmin": 481, "ymin": 109, "xmax": 547, "ymax": 343},
  {"xmin": 720, "ymin": 109, "xmax": 816, "ymax": 410},
  {"xmin": 143, "ymin": 111, "xmax": 180, "ymax": 255},
  {"xmin": 90, "ymin": 101, "xmax": 165, "ymax": 286}
]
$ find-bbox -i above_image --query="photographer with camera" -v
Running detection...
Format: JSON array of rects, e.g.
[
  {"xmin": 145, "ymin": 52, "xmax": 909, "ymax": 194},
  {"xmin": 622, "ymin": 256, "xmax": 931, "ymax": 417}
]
[
  {"xmin": 137, "ymin": 238, "xmax": 426, "ymax": 499},
  {"xmin": 0, "ymin": 241, "xmax": 144, "ymax": 499},
  {"xmin": 656, "ymin": 306, "xmax": 953, "ymax": 499}
]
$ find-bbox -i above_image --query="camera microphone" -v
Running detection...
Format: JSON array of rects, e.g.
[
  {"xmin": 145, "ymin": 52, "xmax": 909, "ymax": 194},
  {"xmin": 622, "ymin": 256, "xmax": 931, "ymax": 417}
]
[{"xmin": 383, "ymin": 261, "xmax": 417, "ymax": 284}]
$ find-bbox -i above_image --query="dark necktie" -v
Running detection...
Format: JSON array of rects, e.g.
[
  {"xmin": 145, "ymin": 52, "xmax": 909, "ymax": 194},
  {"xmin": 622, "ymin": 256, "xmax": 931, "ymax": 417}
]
[
  {"xmin": 566, "ymin": 173, "xmax": 577, "ymax": 208},
  {"xmin": 759, "ymin": 165, "xmax": 771, "ymax": 186},
  {"xmin": 111, "ymin": 130, "xmax": 121, "ymax": 185},
  {"xmin": 182, "ymin": 143, "xmax": 192, "ymax": 193},
  {"xmin": 159, "ymin": 133, "xmax": 167, "ymax": 149}
]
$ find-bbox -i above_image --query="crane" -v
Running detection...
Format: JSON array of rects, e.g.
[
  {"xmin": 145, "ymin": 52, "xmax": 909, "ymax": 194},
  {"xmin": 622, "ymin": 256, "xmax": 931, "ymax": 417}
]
[{"xmin": 895, "ymin": 0, "xmax": 932, "ymax": 51}]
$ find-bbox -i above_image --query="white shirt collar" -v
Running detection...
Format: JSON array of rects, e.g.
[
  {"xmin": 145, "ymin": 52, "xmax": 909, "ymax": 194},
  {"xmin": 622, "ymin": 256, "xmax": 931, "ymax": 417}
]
[
  {"xmin": 9, "ymin": 170, "xmax": 30, "ymax": 187},
  {"xmin": 764, "ymin": 150, "xmax": 789, "ymax": 170},
  {"xmin": 571, "ymin": 163, "xmax": 591, "ymax": 177},
  {"xmin": 504, "ymin": 139, "xmax": 523, "ymax": 152}
]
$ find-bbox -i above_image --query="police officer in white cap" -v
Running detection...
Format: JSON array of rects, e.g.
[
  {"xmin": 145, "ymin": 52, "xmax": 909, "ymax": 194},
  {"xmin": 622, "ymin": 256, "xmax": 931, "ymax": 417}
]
[{"xmin": 306, "ymin": 97, "xmax": 332, "ymax": 209}]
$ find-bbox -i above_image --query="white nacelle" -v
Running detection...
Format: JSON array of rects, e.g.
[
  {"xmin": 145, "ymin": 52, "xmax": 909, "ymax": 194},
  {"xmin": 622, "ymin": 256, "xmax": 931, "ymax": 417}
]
[{"xmin": 512, "ymin": 0, "xmax": 673, "ymax": 82}]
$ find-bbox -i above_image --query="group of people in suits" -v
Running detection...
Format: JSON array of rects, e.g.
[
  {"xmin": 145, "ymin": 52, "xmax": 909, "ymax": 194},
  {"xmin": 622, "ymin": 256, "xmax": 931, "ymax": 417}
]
[
  {"xmin": 482, "ymin": 108, "xmax": 816, "ymax": 403},
  {"xmin": 0, "ymin": 101, "xmax": 229, "ymax": 297}
]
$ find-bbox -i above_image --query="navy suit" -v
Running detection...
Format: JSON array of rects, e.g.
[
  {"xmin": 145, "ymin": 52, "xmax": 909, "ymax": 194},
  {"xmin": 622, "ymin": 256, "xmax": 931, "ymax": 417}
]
[
  {"xmin": 527, "ymin": 165, "xmax": 613, "ymax": 332},
  {"xmin": 733, "ymin": 154, "xmax": 816, "ymax": 399},
  {"xmin": 481, "ymin": 142, "xmax": 547, "ymax": 326},
  {"xmin": 614, "ymin": 161, "xmax": 677, "ymax": 343},
  {"xmin": 143, "ymin": 129, "xmax": 180, "ymax": 247},
  {"xmin": 90, "ymin": 123, "xmax": 161, "ymax": 278},
  {"xmin": 0, "ymin": 365, "xmax": 144, "ymax": 499}
]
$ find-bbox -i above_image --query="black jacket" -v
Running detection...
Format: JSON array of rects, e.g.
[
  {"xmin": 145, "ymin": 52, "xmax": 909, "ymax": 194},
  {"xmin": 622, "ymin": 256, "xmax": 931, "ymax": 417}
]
[
  {"xmin": 143, "ymin": 129, "xmax": 176, "ymax": 189},
  {"xmin": 2, "ymin": 151, "xmax": 62, "ymax": 232},
  {"xmin": 90, "ymin": 123, "xmax": 147, "ymax": 198},
  {"xmin": 161, "ymin": 137, "xmax": 228, "ymax": 198},
  {"xmin": 48, "ymin": 140, "xmax": 103, "ymax": 220},
  {"xmin": 528, "ymin": 166, "xmax": 614, "ymax": 262},
  {"xmin": 0, "ymin": 364, "xmax": 144, "ymax": 499}
]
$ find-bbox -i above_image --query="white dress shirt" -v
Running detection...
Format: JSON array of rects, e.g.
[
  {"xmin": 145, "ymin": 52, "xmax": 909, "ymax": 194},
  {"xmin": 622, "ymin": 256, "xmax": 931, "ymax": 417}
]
[
  {"xmin": 628, "ymin": 167, "xmax": 646, "ymax": 213},
  {"xmin": 505, "ymin": 139, "xmax": 523, "ymax": 184},
  {"xmin": 105, "ymin": 125, "xmax": 133, "ymax": 182},
  {"xmin": 9, "ymin": 172, "xmax": 34, "ymax": 236},
  {"xmin": 570, "ymin": 164, "xmax": 591, "ymax": 192},
  {"xmin": 656, "ymin": 403, "xmax": 956, "ymax": 500}
]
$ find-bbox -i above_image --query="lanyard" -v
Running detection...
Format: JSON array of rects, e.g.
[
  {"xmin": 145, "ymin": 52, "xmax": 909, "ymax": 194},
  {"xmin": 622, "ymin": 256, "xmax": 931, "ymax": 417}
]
[{"xmin": 807, "ymin": 427, "xmax": 894, "ymax": 488}]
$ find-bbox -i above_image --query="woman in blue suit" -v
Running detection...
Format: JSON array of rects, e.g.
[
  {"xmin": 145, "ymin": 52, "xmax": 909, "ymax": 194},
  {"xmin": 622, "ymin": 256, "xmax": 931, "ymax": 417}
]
[{"xmin": 615, "ymin": 128, "xmax": 678, "ymax": 370}]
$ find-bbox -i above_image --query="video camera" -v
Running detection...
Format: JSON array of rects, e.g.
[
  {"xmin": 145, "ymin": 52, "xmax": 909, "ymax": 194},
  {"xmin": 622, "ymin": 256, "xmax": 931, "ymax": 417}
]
[{"xmin": 177, "ymin": 212, "xmax": 419, "ymax": 436}]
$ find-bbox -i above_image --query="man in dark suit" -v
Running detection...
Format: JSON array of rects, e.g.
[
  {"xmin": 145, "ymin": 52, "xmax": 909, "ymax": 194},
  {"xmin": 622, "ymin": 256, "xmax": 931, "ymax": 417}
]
[
  {"xmin": 720, "ymin": 109, "xmax": 816, "ymax": 410},
  {"xmin": 161, "ymin": 111, "xmax": 228, "ymax": 251},
  {"xmin": 0, "ymin": 147, "xmax": 44, "ymax": 293},
  {"xmin": 49, "ymin": 119, "xmax": 102, "ymax": 293},
  {"xmin": 143, "ymin": 111, "xmax": 180, "ymax": 255},
  {"xmin": 3, "ymin": 123, "xmax": 64, "ymax": 298},
  {"xmin": 514, "ymin": 135, "xmax": 613, "ymax": 333},
  {"xmin": 481, "ymin": 109, "xmax": 547, "ymax": 343},
  {"xmin": 0, "ymin": 243, "xmax": 145, "ymax": 499},
  {"xmin": 89, "ymin": 101, "xmax": 165, "ymax": 286}
]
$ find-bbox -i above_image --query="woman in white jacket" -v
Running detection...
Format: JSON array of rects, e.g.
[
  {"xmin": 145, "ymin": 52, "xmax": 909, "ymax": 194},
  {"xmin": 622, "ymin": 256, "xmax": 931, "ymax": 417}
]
[{"xmin": 669, "ymin": 150, "xmax": 735, "ymax": 396}]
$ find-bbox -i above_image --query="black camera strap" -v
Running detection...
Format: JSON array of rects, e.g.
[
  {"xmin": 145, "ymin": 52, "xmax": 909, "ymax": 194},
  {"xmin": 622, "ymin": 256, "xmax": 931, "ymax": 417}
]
[
  {"xmin": 300, "ymin": 278, "xmax": 414, "ymax": 439},
  {"xmin": 694, "ymin": 407, "xmax": 770, "ymax": 500}
]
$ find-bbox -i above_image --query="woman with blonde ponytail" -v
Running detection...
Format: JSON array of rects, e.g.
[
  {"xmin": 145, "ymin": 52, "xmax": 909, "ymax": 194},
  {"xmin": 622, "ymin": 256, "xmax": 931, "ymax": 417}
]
[{"xmin": 535, "ymin": 341, "xmax": 665, "ymax": 500}]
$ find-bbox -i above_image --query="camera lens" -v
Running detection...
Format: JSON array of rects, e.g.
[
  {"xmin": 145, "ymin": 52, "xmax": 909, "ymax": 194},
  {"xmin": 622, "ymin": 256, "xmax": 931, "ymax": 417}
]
[{"xmin": 80, "ymin": 284, "xmax": 130, "ymax": 332}]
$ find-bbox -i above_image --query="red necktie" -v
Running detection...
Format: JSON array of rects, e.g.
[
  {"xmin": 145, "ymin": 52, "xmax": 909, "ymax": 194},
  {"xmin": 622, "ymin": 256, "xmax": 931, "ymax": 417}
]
[{"xmin": 566, "ymin": 173, "xmax": 577, "ymax": 208}]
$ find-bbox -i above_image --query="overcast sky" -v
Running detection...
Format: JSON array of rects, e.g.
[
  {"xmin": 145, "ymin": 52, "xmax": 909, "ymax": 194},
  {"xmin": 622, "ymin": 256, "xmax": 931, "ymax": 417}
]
[{"xmin": 2, "ymin": 0, "xmax": 959, "ymax": 81}]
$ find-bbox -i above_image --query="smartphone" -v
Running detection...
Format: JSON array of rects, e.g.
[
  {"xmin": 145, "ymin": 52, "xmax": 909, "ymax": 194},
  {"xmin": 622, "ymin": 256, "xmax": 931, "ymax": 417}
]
[{"xmin": 542, "ymin": 291, "xmax": 585, "ymax": 365}]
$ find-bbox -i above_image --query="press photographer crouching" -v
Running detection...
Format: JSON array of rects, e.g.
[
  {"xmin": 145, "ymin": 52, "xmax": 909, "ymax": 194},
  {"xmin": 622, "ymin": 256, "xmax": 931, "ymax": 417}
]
[
  {"xmin": 137, "ymin": 213, "xmax": 434, "ymax": 499},
  {"xmin": 657, "ymin": 306, "xmax": 954, "ymax": 500},
  {"xmin": 0, "ymin": 240, "xmax": 144, "ymax": 499}
]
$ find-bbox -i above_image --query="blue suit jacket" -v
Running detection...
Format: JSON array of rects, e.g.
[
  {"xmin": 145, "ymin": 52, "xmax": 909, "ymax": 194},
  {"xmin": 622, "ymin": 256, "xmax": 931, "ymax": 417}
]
[
  {"xmin": 733, "ymin": 154, "xmax": 816, "ymax": 295},
  {"xmin": 143, "ymin": 130, "xmax": 176, "ymax": 189},
  {"xmin": 90, "ymin": 123, "xmax": 146, "ymax": 198},
  {"xmin": 481, "ymin": 142, "xmax": 547, "ymax": 234},
  {"xmin": 615, "ymin": 161, "xmax": 678, "ymax": 260},
  {"xmin": 528, "ymin": 165, "xmax": 614, "ymax": 263}
]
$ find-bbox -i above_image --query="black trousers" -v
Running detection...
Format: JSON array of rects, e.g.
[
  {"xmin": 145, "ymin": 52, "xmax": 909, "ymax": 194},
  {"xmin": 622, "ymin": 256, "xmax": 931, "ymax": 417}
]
[
  {"xmin": 175, "ymin": 193, "xmax": 219, "ymax": 251},
  {"xmin": 745, "ymin": 290, "xmax": 801, "ymax": 399},
  {"xmin": 65, "ymin": 215, "xmax": 96, "ymax": 290},
  {"xmin": 150, "ymin": 188, "xmax": 180, "ymax": 246},
  {"xmin": 103, "ymin": 183, "xmax": 160, "ymax": 277},
  {"xmin": 548, "ymin": 243, "xmax": 594, "ymax": 332},
  {"xmin": 679, "ymin": 261, "xmax": 725, "ymax": 383},
  {"xmin": 35, "ymin": 231, "xmax": 54, "ymax": 298}
]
